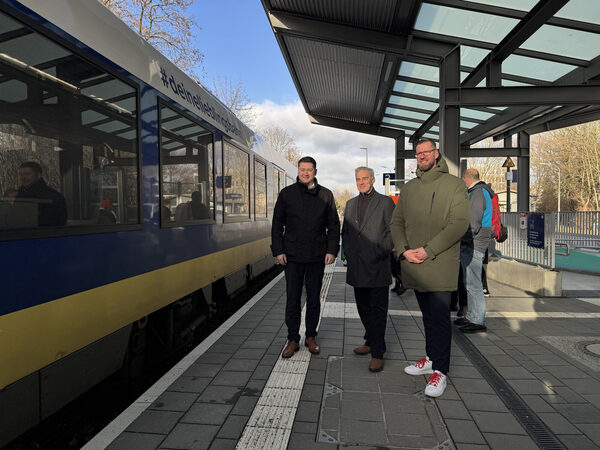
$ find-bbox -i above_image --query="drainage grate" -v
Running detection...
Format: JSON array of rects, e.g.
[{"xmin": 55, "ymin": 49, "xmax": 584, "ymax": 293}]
[{"xmin": 453, "ymin": 330, "xmax": 566, "ymax": 450}]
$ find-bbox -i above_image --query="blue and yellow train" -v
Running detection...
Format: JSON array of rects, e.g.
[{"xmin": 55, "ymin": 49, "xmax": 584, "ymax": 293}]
[{"xmin": 0, "ymin": 0, "xmax": 295, "ymax": 444}]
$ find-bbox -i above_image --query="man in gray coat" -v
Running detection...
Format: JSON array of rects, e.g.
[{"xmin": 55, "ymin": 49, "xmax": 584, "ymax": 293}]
[{"xmin": 342, "ymin": 167, "xmax": 396, "ymax": 372}]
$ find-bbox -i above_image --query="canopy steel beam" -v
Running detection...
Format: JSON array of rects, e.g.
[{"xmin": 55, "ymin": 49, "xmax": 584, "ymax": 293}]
[
  {"xmin": 461, "ymin": 0, "xmax": 569, "ymax": 88},
  {"xmin": 425, "ymin": 0, "xmax": 600, "ymax": 34},
  {"xmin": 309, "ymin": 114, "xmax": 401, "ymax": 139},
  {"xmin": 460, "ymin": 147, "xmax": 528, "ymax": 158},
  {"xmin": 446, "ymin": 85, "xmax": 600, "ymax": 107},
  {"xmin": 268, "ymin": 11, "xmax": 455, "ymax": 61},
  {"xmin": 526, "ymin": 107, "xmax": 600, "ymax": 135},
  {"xmin": 493, "ymin": 105, "xmax": 585, "ymax": 141}
]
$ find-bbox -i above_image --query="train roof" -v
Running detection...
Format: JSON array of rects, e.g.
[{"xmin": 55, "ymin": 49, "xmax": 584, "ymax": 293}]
[{"xmin": 17, "ymin": 0, "xmax": 255, "ymax": 149}]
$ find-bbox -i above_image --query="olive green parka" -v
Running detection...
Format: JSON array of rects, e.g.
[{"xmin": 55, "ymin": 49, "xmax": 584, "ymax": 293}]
[{"xmin": 390, "ymin": 157, "xmax": 469, "ymax": 292}]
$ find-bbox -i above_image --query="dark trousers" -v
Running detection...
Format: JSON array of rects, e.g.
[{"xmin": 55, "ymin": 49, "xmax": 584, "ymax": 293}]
[
  {"xmin": 415, "ymin": 291, "xmax": 452, "ymax": 375},
  {"xmin": 354, "ymin": 286, "xmax": 389, "ymax": 359},
  {"xmin": 284, "ymin": 261, "xmax": 325, "ymax": 342}
]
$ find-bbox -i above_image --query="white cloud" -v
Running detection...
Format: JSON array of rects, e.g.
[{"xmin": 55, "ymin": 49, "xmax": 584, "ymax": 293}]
[{"xmin": 253, "ymin": 100, "xmax": 416, "ymax": 192}]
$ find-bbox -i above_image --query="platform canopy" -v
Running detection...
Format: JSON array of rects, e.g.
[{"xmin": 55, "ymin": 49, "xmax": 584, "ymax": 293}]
[{"xmin": 261, "ymin": 0, "xmax": 600, "ymax": 159}]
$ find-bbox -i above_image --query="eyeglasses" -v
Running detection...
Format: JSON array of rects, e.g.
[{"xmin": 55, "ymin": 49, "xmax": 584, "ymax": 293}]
[{"xmin": 415, "ymin": 148, "xmax": 437, "ymax": 158}]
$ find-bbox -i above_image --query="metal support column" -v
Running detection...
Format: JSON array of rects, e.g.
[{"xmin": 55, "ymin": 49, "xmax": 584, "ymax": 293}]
[
  {"xmin": 517, "ymin": 131, "xmax": 530, "ymax": 212},
  {"xmin": 439, "ymin": 47, "xmax": 460, "ymax": 176},
  {"xmin": 504, "ymin": 137, "xmax": 512, "ymax": 212},
  {"xmin": 395, "ymin": 132, "xmax": 405, "ymax": 186}
]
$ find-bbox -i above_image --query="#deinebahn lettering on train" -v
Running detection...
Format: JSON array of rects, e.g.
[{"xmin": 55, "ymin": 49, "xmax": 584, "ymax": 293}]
[{"xmin": 166, "ymin": 70, "xmax": 240, "ymax": 137}]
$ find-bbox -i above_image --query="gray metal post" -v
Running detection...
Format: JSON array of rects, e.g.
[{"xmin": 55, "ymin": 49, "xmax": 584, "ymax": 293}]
[
  {"xmin": 459, "ymin": 159, "xmax": 467, "ymax": 178},
  {"xmin": 439, "ymin": 47, "xmax": 460, "ymax": 176},
  {"xmin": 395, "ymin": 133, "xmax": 405, "ymax": 186},
  {"xmin": 517, "ymin": 131, "xmax": 530, "ymax": 212},
  {"xmin": 504, "ymin": 137, "xmax": 511, "ymax": 212}
]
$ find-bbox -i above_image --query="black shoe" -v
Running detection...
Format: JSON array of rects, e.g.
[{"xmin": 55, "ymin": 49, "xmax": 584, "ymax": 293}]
[
  {"xmin": 395, "ymin": 286, "xmax": 407, "ymax": 296},
  {"xmin": 454, "ymin": 317, "xmax": 470, "ymax": 327},
  {"xmin": 457, "ymin": 307, "xmax": 466, "ymax": 317},
  {"xmin": 460, "ymin": 323, "xmax": 487, "ymax": 333},
  {"xmin": 483, "ymin": 288, "xmax": 490, "ymax": 297}
]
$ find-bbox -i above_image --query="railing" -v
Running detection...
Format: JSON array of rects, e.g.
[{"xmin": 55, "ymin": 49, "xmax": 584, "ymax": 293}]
[
  {"xmin": 555, "ymin": 211, "xmax": 600, "ymax": 249},
  {"xmin": 495, "ymin": 211, "xmax": 600, "ymax": 269},
  {"xmin": 495, "ymin": 212, "xmax": 556, "ymax": 269}
]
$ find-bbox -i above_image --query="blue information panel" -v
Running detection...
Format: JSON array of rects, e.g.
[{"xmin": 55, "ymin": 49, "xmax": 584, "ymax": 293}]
[{"xmin": 527, "ymin": 213, "xmax": 545, "ymax": 248}]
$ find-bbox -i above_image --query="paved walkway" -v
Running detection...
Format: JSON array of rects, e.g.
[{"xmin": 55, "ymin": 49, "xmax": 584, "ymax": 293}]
[{"xmin": 95, "ymin": 267, "xmax": 600, "ymax": 449}]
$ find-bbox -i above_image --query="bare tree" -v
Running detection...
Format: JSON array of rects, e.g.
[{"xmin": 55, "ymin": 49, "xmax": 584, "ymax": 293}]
[
  {"xmin": 211, "ymin": 76, "xmax": 257, "ymax": 127},
  {"xmin": 334, "ymin": 189, "xmax": 354, "ymax": 218},
  {"xmin": 531, "ymin": 121, "xmax": 600, "ymax": 211},
  {"xmin": 99, "ymin": 0, "xmax": 204, "ymax": 79},
  {"xmin": 257, "ymin": 125, "xmax": 301, "ymax": 165}
]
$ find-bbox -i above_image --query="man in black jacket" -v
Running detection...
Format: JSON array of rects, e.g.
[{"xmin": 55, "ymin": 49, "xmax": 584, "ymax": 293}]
[
  {"xmin": 342, "ymin": 167, "xmax": 395, "ymax": 372},
  {"xmin": 17, "ymin": 161, "xmax": 67, "ymax": 227},
  {"xmin": 271, "ymin": 156, "xmax": 340, "ymax": 358}
]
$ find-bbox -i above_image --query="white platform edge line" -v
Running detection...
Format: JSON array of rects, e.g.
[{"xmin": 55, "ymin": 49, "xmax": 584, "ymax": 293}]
[{"xmin": 82, "ymin": 271, "xmax": 285, "ymax": 450}]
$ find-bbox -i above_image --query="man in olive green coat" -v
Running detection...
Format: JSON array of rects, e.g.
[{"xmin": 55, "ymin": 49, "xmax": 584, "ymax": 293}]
[{"xmin": 390, "ymin": 138, "xmax": 469, "ymax": 398}]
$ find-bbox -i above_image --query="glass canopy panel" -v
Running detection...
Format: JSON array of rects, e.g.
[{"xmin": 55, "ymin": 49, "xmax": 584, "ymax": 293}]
[
  {"xmin": 423, "ymin": 133, "xmax": 439, "ymax": 139},
  {"xmin": 458, "ymin": 0, "xmax": 536, "ymax": 11},
  {"xmin": 461, "ymin": 108, "xmax": 495, "ymax": 121},
  {"xmin": 503, "ymin": 54, "xmax": 575, "ymax": 81},
  {"xmin": 389, "ymin": 95, "xmax": 437, "ymax": 111},
  {"xmin": 385, "ymin": 107, "xmax": 432, "ymax": 121},
  {"xmin": 502, "ymin": 79, "xmax": 533, "ymax": 86},
  {"xmin": 398, "ymin": 61, "xmax": 438, "ymax": 82},
  {"xmin": 521, "ymin": 25, "xmax": 600, "ymax": 61},
  {"xmin": 382, "ymin": 117, "xmax": 420, "ymax": 129},
  {"xmin": 393, "ymin": 80, "xmax": 438, "ymax": 98},
  {"xmin": 556, "ymin": 0, "xmax": 600, "ymax": 24},
  {"xmin": 461, "ymin": 46, "xmax": 491, "ymax": 68},
  {"xmin": 415, "ymin": 3, "xmax": 518, "ymax": 45}
]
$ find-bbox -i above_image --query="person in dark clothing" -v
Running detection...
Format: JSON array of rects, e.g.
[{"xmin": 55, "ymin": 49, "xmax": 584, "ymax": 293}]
[
  {"xmin": 17, "ymin": 161, "xmax": 67, "ymax": 227},
  {"xmin": 271, "ymin": 156, "xmax": 340, "ymax": 358},
  {"xmin": 342, "ymin": 167, "xmax": 395, "ymax": 372}
]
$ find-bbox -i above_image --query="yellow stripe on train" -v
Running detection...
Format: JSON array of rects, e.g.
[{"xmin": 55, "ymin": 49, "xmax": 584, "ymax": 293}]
[{"xmin": 0, "ymin": 238, "xmax": 272, "ymax": 389}]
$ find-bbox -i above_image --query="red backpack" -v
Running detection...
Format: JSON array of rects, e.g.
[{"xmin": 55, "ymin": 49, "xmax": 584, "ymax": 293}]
[{"xmin": 491, "ymin": 193, "xmax": 508, "ymax": 242}]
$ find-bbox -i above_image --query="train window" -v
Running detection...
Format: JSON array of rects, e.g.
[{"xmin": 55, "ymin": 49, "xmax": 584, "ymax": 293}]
[
  {"xmin": 159, "ymin": 102, "xmax": 214, "ymax": 225},
  {"xmin": 272, "ymin": 168, "xmax": 286, "ymax": 205},
  {"xmin": 0, "ymin": 10, "xmax": 139, "ymax": 234},
  {"xmin": 254, "ymin": 160, "xmax": 267, "ymax": 219},
  {"xmin": 223, "ymin": 142, "xmax": 250, "ymax": 221}
]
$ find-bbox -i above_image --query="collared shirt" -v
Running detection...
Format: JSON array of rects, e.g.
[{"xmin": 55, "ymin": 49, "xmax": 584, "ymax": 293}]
[{"xmin": 357, "ymin": 187, "xmax": 375, "ymax": 226}]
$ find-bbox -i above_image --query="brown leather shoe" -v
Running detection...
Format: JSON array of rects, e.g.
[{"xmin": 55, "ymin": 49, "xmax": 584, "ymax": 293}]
[
  {"xmin": 281, "ymin": 341, "xmax": 299, "ymax": 358},
  {"xmin": 304, "ymin": 337, "xmax": 320, "ymax": 354},
  {"xmin": 353, "ymin": 345, "xmax": 371, "ymax": 355},
  {"xmin": 369, "ymin": 358, "xmax": 384, "ymax": 372}
]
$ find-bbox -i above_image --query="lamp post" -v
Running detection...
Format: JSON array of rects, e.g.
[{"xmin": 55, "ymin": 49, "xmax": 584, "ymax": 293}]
[{"xmin": 360, "ymin": 146, "xmax": 368, "ymax": 166}]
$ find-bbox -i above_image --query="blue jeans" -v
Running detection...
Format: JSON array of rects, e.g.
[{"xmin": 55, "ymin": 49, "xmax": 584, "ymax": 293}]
[{"xmin": 460, "ymin": 247, "xmax": 486, "ymax": 326}]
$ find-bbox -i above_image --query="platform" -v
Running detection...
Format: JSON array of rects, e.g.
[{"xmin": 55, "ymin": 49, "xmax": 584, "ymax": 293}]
[{"xmin": 84, "ymin": 263, "xmax": 600, "ymax": 450}]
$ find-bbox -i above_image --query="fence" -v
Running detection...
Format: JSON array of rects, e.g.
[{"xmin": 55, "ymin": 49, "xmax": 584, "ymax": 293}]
[
  {"xmin": 555, "ymin": 211, "xmax": 600, "ymax": 249},
  {"xmin": 495, "ymin": 212, "xmax": 556, "ymax": 269},
  {"xmin": 495, "ymin": 211, "xmax": 600, "ymax": 269}
]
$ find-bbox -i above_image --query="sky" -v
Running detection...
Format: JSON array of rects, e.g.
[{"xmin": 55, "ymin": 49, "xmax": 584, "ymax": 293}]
[{"xmin": 191, "ymin": 1, "xmax": 415, "ymax": 192}]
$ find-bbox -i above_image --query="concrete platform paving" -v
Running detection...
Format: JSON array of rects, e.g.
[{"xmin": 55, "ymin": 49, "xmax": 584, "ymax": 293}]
[{"xmin": 91, "ymin": 266, "xmax": 600, "ymax": 450}]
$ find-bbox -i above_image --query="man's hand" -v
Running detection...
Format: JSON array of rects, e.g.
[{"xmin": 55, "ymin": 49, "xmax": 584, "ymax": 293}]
[
  {"xmin": 325, "ymin": 253, "xmax": 336, "ymax": 265},
  {"xmin": 402, "ymin": 248, "xmax": 428, "ymax": 264},
  {"xmin": 413, "ymin": 247, "xmax": 429, "ymax": 262},
  {"xmin": 276, "ymin": 254, "xmax": 287, "ymax": 265}
]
